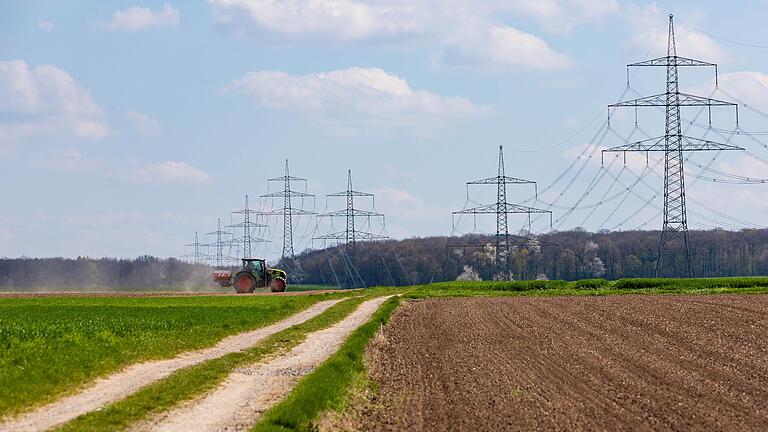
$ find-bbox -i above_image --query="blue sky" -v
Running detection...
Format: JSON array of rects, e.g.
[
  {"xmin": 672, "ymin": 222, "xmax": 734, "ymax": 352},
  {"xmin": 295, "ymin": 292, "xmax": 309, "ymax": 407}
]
[{"xmin": 2, "ymin": 0, "xmax": 768, "ymax": 260}]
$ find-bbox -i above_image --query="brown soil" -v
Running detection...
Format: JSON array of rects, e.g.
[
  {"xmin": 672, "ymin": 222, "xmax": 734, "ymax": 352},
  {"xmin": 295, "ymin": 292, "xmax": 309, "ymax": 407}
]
[{"xmin": 349, "ymin": 294, "xmax": 768, "ymax": 432}]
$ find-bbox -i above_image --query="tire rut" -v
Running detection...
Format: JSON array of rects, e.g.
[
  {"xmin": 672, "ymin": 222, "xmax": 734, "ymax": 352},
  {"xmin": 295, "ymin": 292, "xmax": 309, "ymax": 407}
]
[{"xmin": 134, "ymin": 296, "xmax": 392, "ymax": 432}]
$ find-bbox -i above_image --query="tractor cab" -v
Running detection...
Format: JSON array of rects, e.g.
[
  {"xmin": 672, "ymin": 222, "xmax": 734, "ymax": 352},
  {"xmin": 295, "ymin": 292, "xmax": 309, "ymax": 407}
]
[{"xmin": 242, "ymin": 258, "xmax": 265, "ymax": 274}]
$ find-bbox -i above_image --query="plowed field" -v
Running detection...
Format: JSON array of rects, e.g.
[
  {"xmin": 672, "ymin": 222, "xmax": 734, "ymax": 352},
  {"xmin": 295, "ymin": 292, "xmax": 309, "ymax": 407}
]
[{"xmin": 355, "ymin": 295, "xmax": 768, "ymax": 431}]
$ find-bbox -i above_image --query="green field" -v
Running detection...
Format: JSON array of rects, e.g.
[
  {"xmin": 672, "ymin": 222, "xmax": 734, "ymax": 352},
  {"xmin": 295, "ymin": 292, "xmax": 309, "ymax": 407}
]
[{"xmin": 0, "ymin": 294, "xmax": 348, "ymax": 417}]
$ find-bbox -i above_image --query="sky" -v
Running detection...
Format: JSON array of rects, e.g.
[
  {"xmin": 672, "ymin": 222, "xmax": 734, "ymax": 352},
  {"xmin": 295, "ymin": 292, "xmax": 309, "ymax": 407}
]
[{"xmin": 2, "ymin": 0, "xmax": 768, "ymax": 260}]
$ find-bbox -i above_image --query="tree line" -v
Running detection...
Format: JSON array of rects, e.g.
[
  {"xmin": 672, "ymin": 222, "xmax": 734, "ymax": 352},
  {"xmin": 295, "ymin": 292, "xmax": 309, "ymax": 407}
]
[
  {"xmin": 0, "ymin": 256, "xmax": 211, "ymax": 290},
  {"xmin": 291, "ymin": 228, "xmax": 768, "ymax": 286},
  {"xmin": 2, "ymin": 229, "xmax": 767, "ymax": 290}
]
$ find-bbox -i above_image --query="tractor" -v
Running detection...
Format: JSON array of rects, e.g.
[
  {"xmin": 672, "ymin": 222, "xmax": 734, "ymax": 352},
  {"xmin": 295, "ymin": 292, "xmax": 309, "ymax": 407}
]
[
  {"xmin": 212, "ymin": 259, "xmax": 287, "ymax": 293},
  {"xmin": 231, "ymin": 258, "xmax": 287, "ymax": 293}
]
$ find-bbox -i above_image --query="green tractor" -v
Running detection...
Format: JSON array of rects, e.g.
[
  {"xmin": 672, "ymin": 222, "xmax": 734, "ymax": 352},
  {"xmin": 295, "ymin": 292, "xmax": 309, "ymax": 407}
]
[{"xmin": 232, "ymin": 258, "xmax": 288, "ymax": 293}]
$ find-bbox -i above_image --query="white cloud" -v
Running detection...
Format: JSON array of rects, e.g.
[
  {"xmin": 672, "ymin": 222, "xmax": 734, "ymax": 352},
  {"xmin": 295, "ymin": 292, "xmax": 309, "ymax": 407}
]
[
  {"xmin": 38, "ymin": 20, "xmax": 55, "ymax": 31},
  {"xmin": 372, "ymin": 187, "xmax": 424, "ymax": 206},
  {"xmin": 0, "ymin": 60, "xmax": 102, "ymax": 116},
  {"xmin": 27, "ymin": 149, "xmax": 213, "ymax": 188},
  {"xmin": 236, "ymin": 67, "xmax": 477, "ymax": 114},
  {"xmin": 101, "ymin": 3, "xmax": 180, "ymax": 31},
  {"xmin": 127, "ymin": 110, "xmax": 161, "ymax": 135},
  {"xmin": 718, "ymin": 155, "xmax": 768, "ymax": 181},
  {"xmin": 714, "ymin": 71, "xmax": 768, "ymax": 113},
  {"xmin": 368, "ymin": 186, "xmax": 451, "ymax": 238},
  {"xmin": 210, "ymin": 0, "xmax": 426, "ymax": 41},
  {"xmin": 117, "ymin": 161, "xmax": 213, "ymax": 186},
  {"xmin": 626, "ymin": 4, "xmax": 726, "ymax": 62},
  {"xmin": 438, "ymin": 24, "xmax": 572, "ymax": 70},
  {"xmin": 0, "ymin": 60, "xmax": 110, "ymax": 149},
  {"xmin": 501, "ymin": 0, "xmax": 619, "ymax": 33},
  {"xmin": 210, "ymin": 0, "xmax": 570, "ymax": 70},
  {"xmin": 226, "ymin": 67, "xmax": 485, "ymax": 121}
]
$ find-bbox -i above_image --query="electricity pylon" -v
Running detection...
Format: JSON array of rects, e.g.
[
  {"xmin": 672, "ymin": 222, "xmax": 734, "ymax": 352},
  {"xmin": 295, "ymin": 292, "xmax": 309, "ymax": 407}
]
[
  {"xmin": 206, "ymin": 218, "xmax": 232, "ymax": 268},
  {"xmin": 314, "ymin": 170, "xmax": 387, "ymax": 252},
  {"xmin": 229, "ymin": 195, "xmax": 269, "ymax": 260},
  {"xmin": 259, "ymin": 160, "xmax": 315, "ymax": 268},
  {"xmin": 602, "ymin": 14, "xmax": 742, "ymax": 277},
  {"xmin": 452, "ymin": 145, "xmax": 552, "ymax": 279},
  {"xmin": 182, "ymin": 231, "xmax": 206, "ymax": 264},
  {"xmin": 314, "ymin": 170, "xmax": 387, "ymax": 288}
]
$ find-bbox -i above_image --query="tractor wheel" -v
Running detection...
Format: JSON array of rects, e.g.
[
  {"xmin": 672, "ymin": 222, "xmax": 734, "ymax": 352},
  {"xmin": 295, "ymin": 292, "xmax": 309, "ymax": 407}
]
[
  {"xmin": 270, "ymin": 277, "xmax": 287, "ymax": 293},
  {"xmin": 233, "ymin": 272, "xmax": 257, "ymax": 293}
]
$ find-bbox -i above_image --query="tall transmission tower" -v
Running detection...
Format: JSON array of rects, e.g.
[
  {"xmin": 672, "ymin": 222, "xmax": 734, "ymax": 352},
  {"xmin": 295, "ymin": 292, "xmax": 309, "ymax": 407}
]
[
  {"xmin": 182, "ymin": 231, "xmax": 206, "ymax": 264},
  {"xmin": 602, "ymin": 14, "xmax": 742, "ymax": 277},
  {"xmin": 314, "ymin": 170, "xmax": 387, "ymax": 288},
  {"xmin": 206, "ymin": 218, "xmax": 232, "ymax": 268},
  {"xmin": 259, "ymin": 160, "xmax": 315, "ymax": 266},
  {"xmin": 314, "ymin": 170, "xmax": 388, "ymax": 251},
  {"xmin": 452, "ymin": 146, "xmax": 552, "ymax": 279},
  {"xmin": 229, "ymin": 195, "xmax": 269, "ymax": 260}
]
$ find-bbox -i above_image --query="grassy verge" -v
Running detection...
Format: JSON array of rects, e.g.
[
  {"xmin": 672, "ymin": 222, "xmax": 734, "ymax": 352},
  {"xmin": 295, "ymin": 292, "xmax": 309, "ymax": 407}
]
[
  {"xmin": 252, "ymin": 296, "xmax": 400, "ymax": 432},
  {"xmin": 0, "ymin": 294, "xmax": 349, "ymax": 417},
  {"xmin": 53, "ymin": 296, "xmax": 367, "ymax": 432},
  {"xmin": 408, "ymin": 277, "xmax": 768, "ymax": 298}
]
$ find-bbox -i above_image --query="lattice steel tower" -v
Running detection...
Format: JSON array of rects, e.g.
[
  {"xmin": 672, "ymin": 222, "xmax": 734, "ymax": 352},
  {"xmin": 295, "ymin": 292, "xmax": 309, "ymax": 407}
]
[
  {"xmin": 206, "ymin": 218, "xmax": 231, "ymax": 268},
  {"xmin": 602, "ymin": 15, "xmax": 742, "ymax": 277},
  {"xmin": 183, "ymin": 231, "xmax": 205, "ymax": 264},
  {"xmin": 259, "ymin": 160, "xmax": 315, "ymax": 264},
  {"xmin": 452, "ymin": 146, "xmax": 552, "ymax": 279},
  {"xmin": 230, "ymin": 195, "xmax": 268, "ymax": 259},
  {"xmin": 314, "ymin": 170, "xmax": 387, "ymax": 252}
]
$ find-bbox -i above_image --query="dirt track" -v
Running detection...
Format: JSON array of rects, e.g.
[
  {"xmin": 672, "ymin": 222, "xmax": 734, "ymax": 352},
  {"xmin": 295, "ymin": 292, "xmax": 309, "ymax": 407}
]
[
  {"xmin": 137, "ymin": 296, "xmax": 392, "ymax": 432},
  {"xmin": 354, "ymin": 295, "xmax": 768, "ymax": 431}
]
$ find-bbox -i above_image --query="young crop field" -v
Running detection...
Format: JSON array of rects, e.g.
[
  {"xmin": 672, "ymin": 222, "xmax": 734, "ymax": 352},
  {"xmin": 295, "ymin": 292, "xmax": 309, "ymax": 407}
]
[{"xmin": 0, "ymin": 293, "xmax": 343, "ymax": 417}]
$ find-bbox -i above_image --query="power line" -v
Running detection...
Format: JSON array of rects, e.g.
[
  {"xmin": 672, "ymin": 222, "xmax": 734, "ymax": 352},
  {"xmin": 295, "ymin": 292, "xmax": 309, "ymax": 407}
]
[{"xmin": 678, "ymin": 20, "xmax": 768, "ymax": 49}]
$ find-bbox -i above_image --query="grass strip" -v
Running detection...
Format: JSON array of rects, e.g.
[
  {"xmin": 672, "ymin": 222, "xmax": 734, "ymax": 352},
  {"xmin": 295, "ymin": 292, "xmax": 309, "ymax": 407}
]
[
  {"xmin": 406, "ymin": 285, "xmax": 768, "ymax": 299},
  {"xmin": 409, "ymin": 277, "xmax": 768, "ymax": 298},
  {"xmin": 54, "ymin": 296, "xmax": 367, "ymax": 432},
  {"xmin": 423, "ymin": 276, "xmax": 768, "ymax": 293},
  {"xmin": 252, "ymin": 296, "xmax": 400, "ymax": 432}
]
